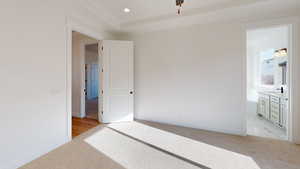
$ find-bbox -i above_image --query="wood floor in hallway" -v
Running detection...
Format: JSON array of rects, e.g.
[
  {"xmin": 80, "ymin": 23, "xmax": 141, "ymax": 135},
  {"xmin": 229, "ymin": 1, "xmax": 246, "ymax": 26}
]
[{"xmin": 72, "ymin": 117, "xmax": 100, "ymax": 138}]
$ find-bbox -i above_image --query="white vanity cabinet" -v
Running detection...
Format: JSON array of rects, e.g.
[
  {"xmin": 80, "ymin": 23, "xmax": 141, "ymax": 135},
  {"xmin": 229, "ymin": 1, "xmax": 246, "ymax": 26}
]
[
  {"xmin": 258, "ymin": 94, "xmax": 270, "ymax": 119},
  {"xmin": 270, "ymin": 96, "xmax": 280, "ymax": 124},
  {"xmin": 257, "ymin": 92, "xmax": 287, "ymax": 128},
  {"xmin": 280, "ymin": 98, "xmax": 288, "ymax": 128}
]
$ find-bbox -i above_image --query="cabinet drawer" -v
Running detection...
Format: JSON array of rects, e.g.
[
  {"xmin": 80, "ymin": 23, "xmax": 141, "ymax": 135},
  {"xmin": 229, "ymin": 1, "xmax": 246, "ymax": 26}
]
[
  {"xmin": 271, "ymin": 110, "xmax": 280, "ymax": 118},
  {"xmin": 271, "ymin": 109, "xmax": 280, "ymax": 117},
  {"xmin": 271, "ymin": 114, "xmax": 280, "ymax": 123},
  {"xmin": 270, "ymin": 96, "xmax": 280, "ymax": 103},
  {"xmin": 271, "ymin": 105, "xmax": 280, "ymax": 114},
  {"xmin": 270, "ymin": 100, "xmax": 280, "ymax": 124},
  {"xmin": 261, "ymin": 94, "xmax": 270, "ymax": 100},
  {"xmin": 270, "ymin": 103, "xmax": 280, "ymax": 110}
]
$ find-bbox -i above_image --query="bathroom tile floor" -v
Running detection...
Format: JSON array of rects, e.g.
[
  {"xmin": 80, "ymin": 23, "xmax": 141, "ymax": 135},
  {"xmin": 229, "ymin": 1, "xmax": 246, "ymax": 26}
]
[{"xmin": 247, "ymin": 113, "xmax": 287, "ymax": 140}]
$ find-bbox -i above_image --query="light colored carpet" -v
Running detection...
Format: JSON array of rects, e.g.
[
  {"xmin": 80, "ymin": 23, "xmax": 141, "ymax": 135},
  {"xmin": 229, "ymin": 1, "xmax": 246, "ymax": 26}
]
[
  {"xmin": 108, "ymin": 122, "xmax": 260, "ymax": 169},
  {"xmin": 85, "ymin": 128, "xmax": 200, "ymax": 169},
  {"xmin": 20, "ymin": 121, "xmax": 300, "ymax": 169},
  {"xmin": 20, "ymin": 126, "xmax": 200, "ymax": 169}
]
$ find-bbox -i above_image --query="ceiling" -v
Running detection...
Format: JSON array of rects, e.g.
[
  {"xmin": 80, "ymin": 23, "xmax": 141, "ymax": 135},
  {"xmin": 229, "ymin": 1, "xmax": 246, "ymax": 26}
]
[
  {"xmin": 86, "ymin": 0, "xmax": 235, "ymax": 24},
  {"xmin": 79, "ymin": 0, "xmax": 300, "ymax": 33}
]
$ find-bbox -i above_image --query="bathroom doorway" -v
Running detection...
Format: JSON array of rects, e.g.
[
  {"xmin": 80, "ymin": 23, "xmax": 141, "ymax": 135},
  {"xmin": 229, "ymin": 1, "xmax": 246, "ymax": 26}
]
[{"xmin": 246, "ymin": 25, "xmax": 291, "ymax": 140}]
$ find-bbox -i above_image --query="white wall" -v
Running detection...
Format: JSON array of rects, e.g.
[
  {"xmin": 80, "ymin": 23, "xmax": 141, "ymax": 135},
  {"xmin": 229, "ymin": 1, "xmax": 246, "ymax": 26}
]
[
  {"xmin": 123, "ymin": 23, "xmax": 247, "ymax": 135},
  {"xmin": 0, "ymin": 1, "xmax": 68, "ymax": 169},
  {"xmin": 0, "ymin": 1, "xmax": 113, "ymax": 169},
  {"xmin": 121, "ymin": 17, "xmax": 300, "ymax": 142},
  {"xmin": 72, "ymin": 33, "xmax": 84, "ymax": 118},
  {"xmin": 85, "ymin": 46, "xmax": 99, "ymax": 64}
]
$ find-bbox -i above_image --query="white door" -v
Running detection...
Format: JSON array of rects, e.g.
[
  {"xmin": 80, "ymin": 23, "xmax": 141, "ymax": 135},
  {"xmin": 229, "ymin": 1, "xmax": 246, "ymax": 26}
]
[{"xmin": 101, "ymin": 40, "xmax": 134, "ymax": 123}]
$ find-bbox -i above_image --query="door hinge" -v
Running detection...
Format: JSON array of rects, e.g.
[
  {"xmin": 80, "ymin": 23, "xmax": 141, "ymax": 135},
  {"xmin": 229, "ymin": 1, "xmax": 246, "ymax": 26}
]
[
  {"xmin": 101, "ymin": 111, "xmax": 104, "ymax": 115},
  {"xmin": 101, "ymin": 46, "xmax": 103, "ymax": 51},
  {"xmin": 101, "ymin": 90, "xmax": 103, "ymax": 94},
  {"xmin": 101, "ymin": 68, "xmax": 103, "ymax": 72}
]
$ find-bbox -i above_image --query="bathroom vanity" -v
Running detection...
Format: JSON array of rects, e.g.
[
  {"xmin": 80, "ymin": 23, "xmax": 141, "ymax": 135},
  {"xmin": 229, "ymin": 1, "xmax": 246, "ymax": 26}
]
[{"xmin": 257, "ymin": 91, "xmax": 288, "ymax": 128}]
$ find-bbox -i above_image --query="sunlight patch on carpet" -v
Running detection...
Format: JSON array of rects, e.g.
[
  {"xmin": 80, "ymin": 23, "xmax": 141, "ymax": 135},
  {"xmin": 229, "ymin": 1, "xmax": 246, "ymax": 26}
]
[
  {"xmin": 85, "ymin": 128, "xmax": 202, "ymax": 169},
  {"xmin": 107, "ymin": 122, "xmax": 261, "ymax": 169}
]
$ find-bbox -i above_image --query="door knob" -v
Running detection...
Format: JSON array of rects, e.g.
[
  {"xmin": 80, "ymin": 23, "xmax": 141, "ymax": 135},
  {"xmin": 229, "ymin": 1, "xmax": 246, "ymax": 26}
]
[{"xmin": 130, "ymin": 91, "xmax": 134, "ymax": 95}]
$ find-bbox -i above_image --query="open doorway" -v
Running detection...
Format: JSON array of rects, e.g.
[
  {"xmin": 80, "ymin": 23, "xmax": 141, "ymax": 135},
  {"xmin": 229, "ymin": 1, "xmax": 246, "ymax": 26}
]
[
  {"xmin": 71, "ymin": 31, "xmax": 100, "ymax": 138},
  {"xmin": 246, "ymin": 25, "xmax": 291, "ymax": 141},
  {"xmin": 85, "ymin": 44, "xmax": 99, "ymax": 120},
  {"xmin": 68, "ymin": 29, "xmax": 134, "ymax": 139}
]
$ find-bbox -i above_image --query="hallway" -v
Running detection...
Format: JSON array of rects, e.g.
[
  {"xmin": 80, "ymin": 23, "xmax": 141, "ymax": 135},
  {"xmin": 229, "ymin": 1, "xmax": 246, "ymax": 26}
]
[
  {"xmin": 85, "ymin": 98, "xmax": 99, "ymax": 120},
  {"xmin": 72, "ymin": 117, "xmax": 100, "ymax": 138}
]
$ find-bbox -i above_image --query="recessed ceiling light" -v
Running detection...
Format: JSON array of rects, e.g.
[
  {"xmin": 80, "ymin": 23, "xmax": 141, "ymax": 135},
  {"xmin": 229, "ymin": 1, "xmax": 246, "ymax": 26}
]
[{"xmin": 124, "ymin": 8, "xmax": 131, "ymax": 13}]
